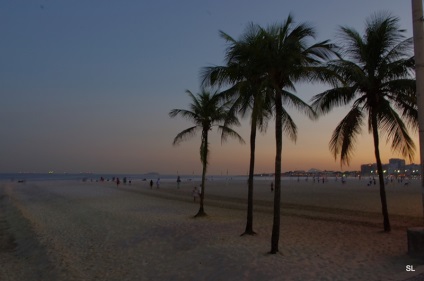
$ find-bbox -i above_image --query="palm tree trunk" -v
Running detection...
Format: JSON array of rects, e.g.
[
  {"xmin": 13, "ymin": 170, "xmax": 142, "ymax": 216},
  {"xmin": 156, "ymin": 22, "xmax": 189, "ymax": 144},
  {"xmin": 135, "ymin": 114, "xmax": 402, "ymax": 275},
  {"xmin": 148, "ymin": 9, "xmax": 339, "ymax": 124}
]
[
  {"xmin": 196, "ymin": 130, "xmax": 208, "ymax": 217},
  {"xmin": 242, "ymin": 114, "xmax": 258, "ymax": 235},
  {"xmin": 371, "ymin": 114, "xmax": 391, "ymax": 232},
  {"xmin": 271, "ymin": 87, "xmax": 283, "ymax": 254}
]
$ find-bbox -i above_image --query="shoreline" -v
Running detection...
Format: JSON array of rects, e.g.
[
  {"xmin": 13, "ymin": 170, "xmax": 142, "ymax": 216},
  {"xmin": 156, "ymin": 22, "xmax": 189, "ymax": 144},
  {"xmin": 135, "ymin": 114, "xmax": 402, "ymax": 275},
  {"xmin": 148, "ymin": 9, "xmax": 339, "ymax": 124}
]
[{"xmin": 1, "ymin": 180, "xmax": 424, "ymax": 280}]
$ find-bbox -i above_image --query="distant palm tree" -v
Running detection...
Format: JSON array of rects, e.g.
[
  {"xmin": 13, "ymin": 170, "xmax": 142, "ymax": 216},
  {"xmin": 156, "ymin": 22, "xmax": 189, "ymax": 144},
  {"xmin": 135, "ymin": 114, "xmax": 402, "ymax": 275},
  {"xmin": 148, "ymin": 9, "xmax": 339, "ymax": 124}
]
[
  {"xmin": 169, "ymin": 90, "xmax": 245, "ymax": 217},
  {"xmin": 201, "ymin": 24, "xmax": 273, "ymax": 235},
  {"xmin": 251, "ymin": 15, "xmax": 335, "ymax": 254},
  {"xmin": 311, "ymin": 12, "xmax": 417, "ymax": 232}
]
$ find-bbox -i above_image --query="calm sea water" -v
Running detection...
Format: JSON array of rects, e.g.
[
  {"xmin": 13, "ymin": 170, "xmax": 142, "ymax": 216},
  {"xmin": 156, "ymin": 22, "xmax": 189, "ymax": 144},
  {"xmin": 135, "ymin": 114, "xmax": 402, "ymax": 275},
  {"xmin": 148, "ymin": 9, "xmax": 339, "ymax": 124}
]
[
  {"xmin": 0, "ymin": 173, "xmax": 364, "ymax": 184},
  {"xmin": 0, "ymin": 173, "xmax": 260, "ymax": 182},
  {"xmin": 0, "ymin": 173, "xmax": 292, "ymax": 183}
]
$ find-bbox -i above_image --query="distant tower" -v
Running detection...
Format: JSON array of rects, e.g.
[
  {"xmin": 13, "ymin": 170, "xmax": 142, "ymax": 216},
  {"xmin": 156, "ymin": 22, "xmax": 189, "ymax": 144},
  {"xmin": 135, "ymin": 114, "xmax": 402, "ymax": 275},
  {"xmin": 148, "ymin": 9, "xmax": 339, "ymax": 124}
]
[{"xmin": 388, "ymin": 158, "xmax": 406, "ymax": 175}]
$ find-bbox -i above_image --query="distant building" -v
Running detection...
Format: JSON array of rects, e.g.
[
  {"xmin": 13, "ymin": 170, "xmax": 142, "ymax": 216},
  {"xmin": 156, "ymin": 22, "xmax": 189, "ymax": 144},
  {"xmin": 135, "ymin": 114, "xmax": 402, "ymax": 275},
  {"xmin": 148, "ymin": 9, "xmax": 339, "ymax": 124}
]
[
  {"xmin": 405, "ymin": 163, "xmax": 421, "ymax": 176},
  {"xmin": 361, "ymin": 163, "xmax": 376, "ymax": 176},
  {"xmin": 388, "ymin": 158, "xmax": 405, "ymax": 175},
  {"xmin": 360, "ymin": 158, "xmax": 420, "ymax": 176}
]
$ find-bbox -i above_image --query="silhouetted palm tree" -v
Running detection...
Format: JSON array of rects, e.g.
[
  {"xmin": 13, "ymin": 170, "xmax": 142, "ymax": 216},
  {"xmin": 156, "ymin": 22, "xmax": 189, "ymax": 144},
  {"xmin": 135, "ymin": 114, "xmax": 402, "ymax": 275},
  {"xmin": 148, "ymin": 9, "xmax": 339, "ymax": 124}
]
[
  {"xmin": 169, "ymin": 90, "xmax": 245, "ymax": 217},
  {"xmin": 253, "ymin": 15, "xmax": 335, "ymax": 254},
  {"xmin": 201, "ymin": 24, "xmax": 273, "ymax": 235},
  {"xmin": 311, "ymin": 12, "xmax": 417, "ymax": 232}
]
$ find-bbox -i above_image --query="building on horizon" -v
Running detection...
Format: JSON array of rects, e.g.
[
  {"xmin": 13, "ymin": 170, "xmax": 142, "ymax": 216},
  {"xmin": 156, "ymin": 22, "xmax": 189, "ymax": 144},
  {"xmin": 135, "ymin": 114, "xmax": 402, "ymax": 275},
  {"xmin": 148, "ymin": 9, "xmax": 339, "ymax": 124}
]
[
  {"xmin": 360, "ymin": 158, "xmax": 420, "ymax": 176},
  {"xmin": 388, "ymin": 158, "xmax": 405, "ymax": 174}
]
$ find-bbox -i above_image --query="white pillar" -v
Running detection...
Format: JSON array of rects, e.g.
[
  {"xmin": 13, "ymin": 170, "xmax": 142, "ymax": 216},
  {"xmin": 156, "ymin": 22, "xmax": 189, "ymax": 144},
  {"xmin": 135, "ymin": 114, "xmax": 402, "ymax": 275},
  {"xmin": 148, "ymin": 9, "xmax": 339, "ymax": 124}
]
[
  {"xmin": 412, "ymin": 0, "xmax": 424, "ymax": 217},
  {"xmin": 409, "ymin": 1, "xmax": 424, "ymax": 257}
]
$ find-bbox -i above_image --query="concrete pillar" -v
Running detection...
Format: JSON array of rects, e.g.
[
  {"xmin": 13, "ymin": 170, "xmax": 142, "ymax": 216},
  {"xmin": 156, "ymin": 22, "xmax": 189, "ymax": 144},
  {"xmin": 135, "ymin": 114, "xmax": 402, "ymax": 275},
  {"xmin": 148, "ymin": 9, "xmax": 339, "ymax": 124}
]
[
  {"xmin": 409, "ymin": 0, "xmax": 424, "ymax": 257},
  {"xmin": 408, "ymin": 227, "xmax": 424, "ymax": 257}
]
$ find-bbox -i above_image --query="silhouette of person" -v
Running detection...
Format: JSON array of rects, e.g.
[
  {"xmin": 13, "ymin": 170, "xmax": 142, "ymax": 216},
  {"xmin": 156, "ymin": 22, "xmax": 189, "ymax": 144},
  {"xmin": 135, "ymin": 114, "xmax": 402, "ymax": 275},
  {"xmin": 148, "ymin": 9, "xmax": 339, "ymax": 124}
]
[{"xmin": 192, "ymin": 186, "xmax": 199, "ymax": 202}]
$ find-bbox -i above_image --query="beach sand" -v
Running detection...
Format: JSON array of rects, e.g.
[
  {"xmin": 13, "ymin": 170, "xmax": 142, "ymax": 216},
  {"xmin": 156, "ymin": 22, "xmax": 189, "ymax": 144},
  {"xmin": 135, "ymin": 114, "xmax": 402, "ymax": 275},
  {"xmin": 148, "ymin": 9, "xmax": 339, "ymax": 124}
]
[{"xmin": 1, "ymin": 178, "xmax": 424, "ymax": 281}]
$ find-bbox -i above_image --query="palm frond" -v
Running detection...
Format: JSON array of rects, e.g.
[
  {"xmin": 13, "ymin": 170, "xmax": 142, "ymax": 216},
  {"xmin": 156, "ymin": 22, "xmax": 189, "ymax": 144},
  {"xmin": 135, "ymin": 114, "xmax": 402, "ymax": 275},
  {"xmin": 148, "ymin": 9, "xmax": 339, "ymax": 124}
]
[
  {"xmin": 219, "ymin": 30, "xmax": 237, "ymax": 44},
  {"xmin": 281, "ymin": 90, "xmax": 317, "ymax": 120},
  {"xmin": 382, "ymin": 37, "xmax": 413, "ymax": 66},
  {"xmin": 300, "ymin": 65, "xmax": 341, "ymax": 87},
  {"xmin": 311, "ymin": 86, "xmax": 357, "ymax": 115},
  {"xmin": 336, "ymin": 26, "xmax": 364, "ymax": 63},
  {"xmin": 329, "ymin": 106, "xmax": 364, "ymax": 166},
  {"xmin": 281, "ymin": 107, "xmax": 297, "ymax": 142},
  {"xmin": 200, "ymin": 65, "xmax": 242, "ymax": 88},
  {"xmin": 378, "ymin": 99, "xmax": 416, "ymax": 161},
  {"xmin": 327, "ymin": 59, "xmax": 367, "ymax": 85},
  {"xmin": 384, "ymin": 79, "xmax": 418, "ymax": 130},
  {"xmin": 219, "ymin": 125, "xmax": 245, "ymax": 145},
  {"xmin": 172, "ymin": 126, "xmax": 199, "ymax": 146},
  {"xmin": 168, "ymin": 108, "xmax": 198, "ymax": 122}
]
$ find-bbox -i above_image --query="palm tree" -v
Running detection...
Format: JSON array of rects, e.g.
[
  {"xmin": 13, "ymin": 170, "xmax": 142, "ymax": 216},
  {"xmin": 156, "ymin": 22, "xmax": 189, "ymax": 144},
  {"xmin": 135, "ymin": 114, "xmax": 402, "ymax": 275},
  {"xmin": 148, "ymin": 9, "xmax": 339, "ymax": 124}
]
[
  {"xmin": 201, "ymin": 24, "xmax": 274, "ymax": 235},
  {"xmin": 311, "ymin": 12, "xmax": 417, "ymax": 232},
  {"xmin": 251, "ymin": 16, "xmax": 335, "ymax": 254},
  {"xmin": 169, "ymin": 89, "xmax": 245, "ymax": 217}
]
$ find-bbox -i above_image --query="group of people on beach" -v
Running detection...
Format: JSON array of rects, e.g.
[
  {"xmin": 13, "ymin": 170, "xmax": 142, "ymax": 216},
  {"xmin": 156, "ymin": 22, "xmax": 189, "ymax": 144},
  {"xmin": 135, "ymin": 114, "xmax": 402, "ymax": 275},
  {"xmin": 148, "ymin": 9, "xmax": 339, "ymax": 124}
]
[
  {"xmin": 368, "ymin": 175, "xmax": 411, "ymax": 186},
  {"xmin": 114, "ymin": 177, "xmax": 132, "ymax": 187},
  {"xmin": 148, "ymin": 178, "xmax": 161, "ymax": 189}
]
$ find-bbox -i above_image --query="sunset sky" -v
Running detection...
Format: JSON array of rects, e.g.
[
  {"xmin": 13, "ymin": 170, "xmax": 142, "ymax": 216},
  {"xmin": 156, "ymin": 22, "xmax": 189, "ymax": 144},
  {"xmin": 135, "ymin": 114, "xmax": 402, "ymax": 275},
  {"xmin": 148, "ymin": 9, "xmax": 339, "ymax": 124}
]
[{"xmin": 0, "ymin": 1, "xmax": 419, "ymax": 175}]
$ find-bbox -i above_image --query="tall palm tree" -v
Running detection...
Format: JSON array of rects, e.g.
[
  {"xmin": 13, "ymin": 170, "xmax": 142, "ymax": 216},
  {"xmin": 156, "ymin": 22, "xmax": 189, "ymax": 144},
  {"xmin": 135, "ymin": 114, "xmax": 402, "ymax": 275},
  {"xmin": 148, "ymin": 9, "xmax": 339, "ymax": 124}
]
[
  {"xmin": 311, "ymin": 12, "xmax": 417, "ymax": 232},
  {"xmin": 252, "ymin": 16, "xmax": 335, "ymax": 254},
  {"xmin": 201, "ymin": 24, "xmax": 274, "ymax": 236},
  {"xmin": 169, "ymin": 89, "xmax": 245, "ymax": 217}
]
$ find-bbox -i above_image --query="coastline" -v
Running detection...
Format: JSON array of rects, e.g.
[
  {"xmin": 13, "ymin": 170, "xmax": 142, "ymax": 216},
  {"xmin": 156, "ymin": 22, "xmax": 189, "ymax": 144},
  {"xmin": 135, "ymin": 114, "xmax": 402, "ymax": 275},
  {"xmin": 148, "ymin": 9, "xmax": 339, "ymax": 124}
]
[{"xmin": 1, "ymin": 179, "xmax": 424, "ymax": 280}]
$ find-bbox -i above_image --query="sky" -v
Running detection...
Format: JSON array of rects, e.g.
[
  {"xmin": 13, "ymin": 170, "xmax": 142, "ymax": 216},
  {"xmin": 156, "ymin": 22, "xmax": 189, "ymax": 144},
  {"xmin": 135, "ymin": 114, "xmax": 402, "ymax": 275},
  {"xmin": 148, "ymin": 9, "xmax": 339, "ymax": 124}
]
[{"xmin": 0, "ymin": 0, "xmax": 419, "ymax": 175}]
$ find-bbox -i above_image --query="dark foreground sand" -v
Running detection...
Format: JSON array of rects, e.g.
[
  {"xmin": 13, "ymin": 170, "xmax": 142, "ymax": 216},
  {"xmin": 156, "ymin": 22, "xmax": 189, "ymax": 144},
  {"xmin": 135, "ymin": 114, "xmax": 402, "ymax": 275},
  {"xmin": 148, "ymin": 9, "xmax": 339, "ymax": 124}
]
[{"xmin": 1, "ymin": 178, "xmax": 424, "ymax": 281}]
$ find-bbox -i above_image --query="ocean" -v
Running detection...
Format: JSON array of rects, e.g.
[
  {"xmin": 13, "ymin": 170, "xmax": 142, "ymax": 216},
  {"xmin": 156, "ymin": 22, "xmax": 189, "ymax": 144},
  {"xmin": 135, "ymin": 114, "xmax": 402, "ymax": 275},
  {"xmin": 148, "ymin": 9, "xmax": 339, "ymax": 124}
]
[
  {"xmin": 0, "ymin": 173, "xmax": 286, "ymax": 183},
  {"xmin": 0, "ymin": 173, "xmax": 351, "ymax": 184}
]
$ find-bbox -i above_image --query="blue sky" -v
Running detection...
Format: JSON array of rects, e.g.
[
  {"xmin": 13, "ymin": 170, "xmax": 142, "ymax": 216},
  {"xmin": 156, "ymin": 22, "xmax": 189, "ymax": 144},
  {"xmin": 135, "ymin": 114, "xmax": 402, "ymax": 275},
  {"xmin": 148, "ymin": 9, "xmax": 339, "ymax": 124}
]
[{"xmin": 0, "ymin": 1, "xmax": 418, "ymax": 174}]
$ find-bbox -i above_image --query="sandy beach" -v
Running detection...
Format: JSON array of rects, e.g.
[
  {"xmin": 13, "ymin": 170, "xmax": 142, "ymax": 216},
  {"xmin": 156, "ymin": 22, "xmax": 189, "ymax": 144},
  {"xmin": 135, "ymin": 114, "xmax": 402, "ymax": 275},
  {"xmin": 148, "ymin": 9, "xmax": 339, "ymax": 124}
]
[{"xmin": 1, "ymin": 177, "xmax": 424, "ymax": 281}]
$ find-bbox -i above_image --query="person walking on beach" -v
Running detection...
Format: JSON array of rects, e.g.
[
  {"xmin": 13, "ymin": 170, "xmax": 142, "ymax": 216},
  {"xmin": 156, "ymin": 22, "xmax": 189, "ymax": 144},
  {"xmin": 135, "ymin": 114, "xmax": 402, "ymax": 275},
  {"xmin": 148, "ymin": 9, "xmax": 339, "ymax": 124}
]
[
  {"xmin": 177, "ymin": 176, "xmax": 181, "ymax": 188},
  {"xmin": 156, "ymin": 178, "xmax": 160, "ymax": 189},
  {"xmin": 149, "ymin": 179, "xmax": 153, "ymax": 189},
  {"xmin": 192, "ymin": 186, "xmax": 199, "ymax": 202},
  {"xmin": 270, "ymin": 182, "xmax": 274, "ymax": 192},
  {"xmin": 116, "ymin": 178, "xmax": 120, "ymax": 187}
]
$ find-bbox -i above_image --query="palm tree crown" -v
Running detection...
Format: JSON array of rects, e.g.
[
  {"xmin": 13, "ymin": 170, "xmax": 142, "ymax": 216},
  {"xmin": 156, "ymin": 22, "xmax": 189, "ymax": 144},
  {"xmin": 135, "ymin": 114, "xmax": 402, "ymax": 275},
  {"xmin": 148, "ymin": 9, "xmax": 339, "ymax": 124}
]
[{"xmin": 312, "ymin": 12, "xmax": 417, "ymax": 165}]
